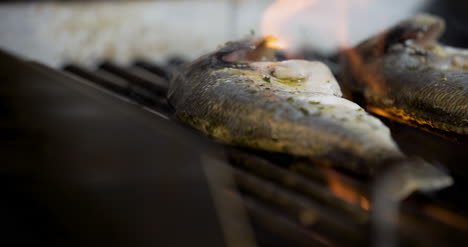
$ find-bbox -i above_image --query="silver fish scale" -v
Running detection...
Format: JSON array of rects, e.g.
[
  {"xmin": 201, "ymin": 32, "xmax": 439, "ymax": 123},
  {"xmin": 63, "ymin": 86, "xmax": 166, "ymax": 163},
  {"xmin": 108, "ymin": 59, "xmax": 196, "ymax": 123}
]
[
  {"xmin": 372, "ymin": 49, "xmax": 468, "ymax": 134},
  {"xmin": 169, "ymin": 60, "xmax": 405, "ymax": 174}
]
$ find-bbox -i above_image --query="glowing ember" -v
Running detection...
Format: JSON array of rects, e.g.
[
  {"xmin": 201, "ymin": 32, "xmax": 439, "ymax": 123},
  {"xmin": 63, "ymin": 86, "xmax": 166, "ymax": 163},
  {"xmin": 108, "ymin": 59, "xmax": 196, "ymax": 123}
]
[{"xmin": 325, "ymin": 170, "xmax": 371, "ymax": 210}]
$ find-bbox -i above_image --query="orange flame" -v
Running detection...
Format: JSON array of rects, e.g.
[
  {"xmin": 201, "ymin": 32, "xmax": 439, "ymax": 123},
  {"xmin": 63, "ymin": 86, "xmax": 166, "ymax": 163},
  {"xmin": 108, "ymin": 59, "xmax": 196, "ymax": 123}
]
[
  {"xmin": 325, "ymin": 170, "xmax": 370, "ymax": 210},
  {"xmin": 343, "ymin": 46, "xmax": 386, "ymax": 97},
  {"xmin": 424, "ymin": 205, "xmax": 468, "ymax": 232},
  {"xmin": 261, "ymin": 0, "xmax": 319, "ymax": 50},
  {"xmin": 334, "ymin": 0, "xmax": 387, "ymax": 97},
  {"xmin": 263, "ymin": 35, "xmax": 288, "ymax": 50}
]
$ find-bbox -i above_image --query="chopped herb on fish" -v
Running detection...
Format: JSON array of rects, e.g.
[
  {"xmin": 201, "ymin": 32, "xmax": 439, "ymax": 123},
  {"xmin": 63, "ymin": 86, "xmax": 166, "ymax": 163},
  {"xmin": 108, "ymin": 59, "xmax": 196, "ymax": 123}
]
[
  {"xmin": 299, "ymin": 107, "xmax": 310, "ymax": 116},
  {"xmin": 263, "ymin": 76, "xmax": 271, "ymax": 83}
]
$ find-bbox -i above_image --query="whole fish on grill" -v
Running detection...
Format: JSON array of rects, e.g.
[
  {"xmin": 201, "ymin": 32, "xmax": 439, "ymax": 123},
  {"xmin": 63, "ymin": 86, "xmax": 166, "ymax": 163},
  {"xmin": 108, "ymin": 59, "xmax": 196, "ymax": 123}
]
[
  {"xmin": 341, "ymin": 14, "xmax": 468, "ymax": 135},
  {"xmin": 168, "ymin": 38, "xmax": 452, "ymax": 197}
]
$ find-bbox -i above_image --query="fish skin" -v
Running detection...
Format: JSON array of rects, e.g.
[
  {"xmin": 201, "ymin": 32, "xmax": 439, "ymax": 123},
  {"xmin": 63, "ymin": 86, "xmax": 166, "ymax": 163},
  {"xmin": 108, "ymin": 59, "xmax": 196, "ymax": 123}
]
[
  {"xmin": 169, "ymin": 39, "xmax": 453, "ymax": 196},
  {"xmin": 342, "ymin": 14, "xmax": 468, "ymax": 134},
  {"xmin": 169, "ymin": 40, "xmax": 415, "ymax": 175}
]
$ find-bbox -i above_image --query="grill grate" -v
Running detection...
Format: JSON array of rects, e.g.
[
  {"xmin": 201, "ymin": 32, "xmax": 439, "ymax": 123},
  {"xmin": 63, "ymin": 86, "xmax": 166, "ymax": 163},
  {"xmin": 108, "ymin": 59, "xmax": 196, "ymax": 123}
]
[{"xmin": 62, "ymin": 60, "xmax": 468, "ymax": 247}]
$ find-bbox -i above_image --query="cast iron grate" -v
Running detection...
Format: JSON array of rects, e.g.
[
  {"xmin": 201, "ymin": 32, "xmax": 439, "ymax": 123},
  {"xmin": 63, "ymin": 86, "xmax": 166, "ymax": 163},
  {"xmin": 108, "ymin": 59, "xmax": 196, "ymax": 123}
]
[{"xmin": 62, "ymin": 60, "xmax": 468, "ymax": 247}]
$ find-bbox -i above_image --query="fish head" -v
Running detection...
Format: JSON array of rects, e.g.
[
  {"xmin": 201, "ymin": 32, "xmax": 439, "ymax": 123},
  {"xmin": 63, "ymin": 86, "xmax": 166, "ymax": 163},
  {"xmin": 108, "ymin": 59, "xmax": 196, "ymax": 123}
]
[
  {"xmin": 168, "ymin": 37, "xmax": 277, "ymax": 105},
  {"xmin": 170, "ymin": 37, "xmax": 279, "ymax": 81},
  {"xmin": 218, "ymin": 37, "xmax": 281, "ymax": 65},
  {"xmin": 174, "ymin": 37, "xmax": 281, "ymax": 78},
  {"xmin": 220, "ymin": 39, "xmax": 342, "ymax": 96},
  {"xmin": 355, "ymin": 14, "xmax": 446, "ymax": 59},
  {"xmin": 170, "ymin": 37, "xmax": 342, "ymax": 100},
  {"xmin": 340, "ymin": 14, "xmax": 447, "ymax": 98}
]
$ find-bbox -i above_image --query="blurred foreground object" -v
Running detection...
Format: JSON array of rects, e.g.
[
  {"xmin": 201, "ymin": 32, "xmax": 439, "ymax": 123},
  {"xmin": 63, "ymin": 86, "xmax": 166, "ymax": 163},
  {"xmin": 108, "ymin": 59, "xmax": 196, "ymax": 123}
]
[{"xmin": 0, "ymin": 50, "xmax": 254, "ymax": 247}]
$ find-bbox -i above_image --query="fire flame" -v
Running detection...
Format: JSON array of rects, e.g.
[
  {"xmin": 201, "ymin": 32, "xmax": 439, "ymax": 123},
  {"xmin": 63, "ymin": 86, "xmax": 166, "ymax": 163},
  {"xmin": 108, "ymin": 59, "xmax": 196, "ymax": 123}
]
[
  {"xmin": 324, "ymin": 169, "xmax": 371, "ymax": 210},
  {"xmin": 260, "ymin": 0, "xmax": 372, "ymax": 51},
  {"xmin": 263, "ymin": 35, "xmax": 288, "ymax": 50},
  {"xmin": 259, "ymin": 0, "xmax": 384, "ymax": 98},
  {"xmin": 335, "ymin": 0, "xmax": 387, "ymax": 97},
  {"xmin": 261, "ymin": 0, "xmax": 319, "ymax": 50}
]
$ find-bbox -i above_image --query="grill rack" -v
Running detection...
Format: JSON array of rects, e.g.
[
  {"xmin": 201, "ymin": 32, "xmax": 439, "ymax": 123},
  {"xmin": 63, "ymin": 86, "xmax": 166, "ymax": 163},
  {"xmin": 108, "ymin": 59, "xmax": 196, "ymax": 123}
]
[{"xmin": 62, "ymin": 61, "xmax": 468, "ymax": 247}]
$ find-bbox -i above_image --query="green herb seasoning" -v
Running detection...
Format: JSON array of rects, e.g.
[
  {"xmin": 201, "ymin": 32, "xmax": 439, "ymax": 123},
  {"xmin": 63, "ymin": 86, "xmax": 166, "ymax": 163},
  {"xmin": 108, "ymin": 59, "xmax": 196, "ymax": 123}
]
[
  {"xmin": 263, "ymin": 76, "xmax": 271, "ymax": 83},
  {"xmin": 299, "ymin": 107, "xmax": 309, "ymax": 116}
]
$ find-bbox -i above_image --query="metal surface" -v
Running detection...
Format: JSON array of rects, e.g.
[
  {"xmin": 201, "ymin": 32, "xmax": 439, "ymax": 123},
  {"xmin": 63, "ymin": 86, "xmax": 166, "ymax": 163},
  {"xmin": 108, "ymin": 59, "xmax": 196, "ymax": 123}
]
[{"xmin": 0, "ymin": 50, "xmax": 246, "ymax": 247}]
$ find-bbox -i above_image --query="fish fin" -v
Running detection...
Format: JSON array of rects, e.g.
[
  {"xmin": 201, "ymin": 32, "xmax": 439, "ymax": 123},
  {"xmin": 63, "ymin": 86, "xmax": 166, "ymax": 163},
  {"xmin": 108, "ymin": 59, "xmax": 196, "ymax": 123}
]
[{"xmin": 373, "ymin": 157, "xmax": 453, "ymax": 201}]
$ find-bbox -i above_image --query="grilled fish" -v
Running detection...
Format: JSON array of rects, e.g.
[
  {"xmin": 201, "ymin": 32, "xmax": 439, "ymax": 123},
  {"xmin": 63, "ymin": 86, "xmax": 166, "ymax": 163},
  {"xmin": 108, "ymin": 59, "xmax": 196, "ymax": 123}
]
[
  {"xmin": 341, "ymin": 14, "xmax": 468, "ymax": 135},
  {"xmin": 168, "ymin": 38, "xmax": 452, "ymax": 196}
]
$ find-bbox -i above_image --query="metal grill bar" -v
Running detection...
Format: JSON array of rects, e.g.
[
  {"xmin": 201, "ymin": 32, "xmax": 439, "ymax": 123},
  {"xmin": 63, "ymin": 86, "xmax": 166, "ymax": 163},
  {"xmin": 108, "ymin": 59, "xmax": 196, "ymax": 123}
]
[
  {"xmin": 133, "ymin": 60, "xmax": 173, "ymax": 81},
  {"xmin": 242, "ymin": 196, "xmax": 334, "ymax": 247},
  {"xmin": 227, "ymin": 149, "xmax": 369, "ymax": 222},
  {"xmin": 233, "ymin": 167, "xmax": 367, "ymax": 246},
  {"xmin": 64, "ymin": 65, "xmax": 131, "ymax": 97},
  {"xmin": 65, "ymin": 64, "xmax": 171, "ymax": 114},
  {"xmin": 99, "ymin": 62, "xmax": 168, "ymax": 97}
]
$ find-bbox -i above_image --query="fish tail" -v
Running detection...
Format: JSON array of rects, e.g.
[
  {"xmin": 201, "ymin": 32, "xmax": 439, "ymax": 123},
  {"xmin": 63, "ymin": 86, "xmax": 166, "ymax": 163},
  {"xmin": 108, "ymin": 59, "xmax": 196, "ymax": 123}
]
[{"xmin": 373, "ymin": 157, "xmax": 453, "ymax": 201}]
